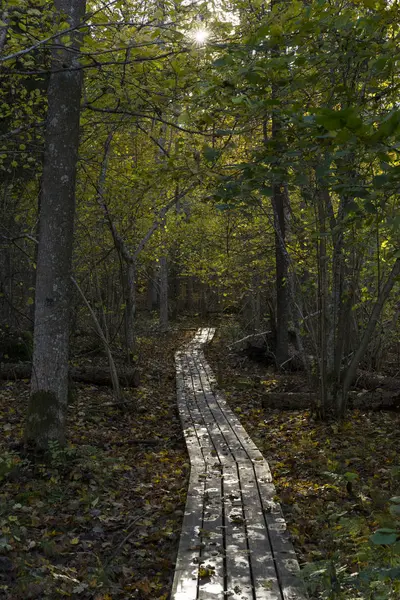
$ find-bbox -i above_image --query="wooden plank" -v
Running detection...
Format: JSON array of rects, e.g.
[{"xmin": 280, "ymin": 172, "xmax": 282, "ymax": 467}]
[
  {"xmin": 170, "ymin": 472, "xmax": 204, "ymax": 600},
  {"xmin": 222, "ymin": 464, "xmax": 254, "ymax": 600},
  {"xmin": 254, "ymin": 463, "xmax": 308, "ymax": 600},
  {"xmin": 176, "ymin": 362, "xmax": 204, "ymax": 467},
  {"xmin": 197, "ymin": 464, "xmax": 225, "ymax": 599},
  {"xmin": 192, "ymin": 359, "xmax": 249, "ymax": 462},
  {"xmin": 189, "ymin": 371, "xmax": 234, "ymax": 463},
  {"xmin": 181, "ymin": 353, "xmax": 219, "ymax": 466},
  {"xmin": 197, "ymin": 353, "xmax": 265, "ymax": 462},
  {"xmin": 238, "ymin": 463, "xmax": 282, "ymax": 600}
]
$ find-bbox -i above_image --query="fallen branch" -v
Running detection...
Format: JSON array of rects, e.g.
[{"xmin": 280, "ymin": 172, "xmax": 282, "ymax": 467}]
[{"xmin": 228, "ymin": 331, "xmax": 271, "ymax": 350}]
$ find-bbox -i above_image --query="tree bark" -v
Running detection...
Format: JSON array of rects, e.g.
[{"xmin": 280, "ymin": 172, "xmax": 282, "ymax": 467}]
[
  {"xmin": 146, "ymin": 265, "xmax": 159, "ymax": 311},
  {"xmin": 270, "ymin": 74, "xmax": 289, "ymax": 366},
  {"xmin": 316, "ymin": 185, "xmax": 328, "ymax": 417},
  {"xmin": 26, "ymin": 0, "xmax": 86, "ymax": 449},
  {"xmin": 125, "ymin": 259, "xmax": 136, "ymax": 360}
]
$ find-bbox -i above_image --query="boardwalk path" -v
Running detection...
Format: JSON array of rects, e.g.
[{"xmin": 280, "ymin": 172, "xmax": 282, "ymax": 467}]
[{"xmin": 171, "ymin": 328, "xmax": 307, "ymax": 600}]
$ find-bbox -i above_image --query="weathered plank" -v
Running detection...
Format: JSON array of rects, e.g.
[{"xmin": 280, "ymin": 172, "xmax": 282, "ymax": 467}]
[
  {"xmin": 170, "ymin": 469, "xmax": 205, "ymax": 600},
  {"xmin": 238, "ymin": 463, "xmax": 283, "ymax": 600},
  {"xmin": 198, "ymin": 352, "xmax": 265, "ymax": 462},
  {"xmin": 222, "ymin": 463, "xmax": 254, "ymax": 600},
  {"xmin": 197, "ymin": 464, "xmax": 225, "ymax": 599},
  {"xmin": 254, "ymin": 463, "xmax": 308, "ymax": 600}
]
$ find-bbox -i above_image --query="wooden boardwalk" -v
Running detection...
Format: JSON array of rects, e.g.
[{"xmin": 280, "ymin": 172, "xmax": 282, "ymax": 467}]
[{"xmin": 171, "ymin": 328, "xmax": 307, "ymax": 600}]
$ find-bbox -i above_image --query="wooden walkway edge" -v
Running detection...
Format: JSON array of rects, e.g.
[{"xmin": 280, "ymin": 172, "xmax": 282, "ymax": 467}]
[{"xmin": 171, "ymin": 328, "xmax": 307, "ymax": 600}]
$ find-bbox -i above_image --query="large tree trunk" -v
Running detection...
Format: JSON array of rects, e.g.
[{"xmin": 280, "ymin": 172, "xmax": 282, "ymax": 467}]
[{"xmin": 26, "ymin": 0, "xmax": 86, "ymax": 449}]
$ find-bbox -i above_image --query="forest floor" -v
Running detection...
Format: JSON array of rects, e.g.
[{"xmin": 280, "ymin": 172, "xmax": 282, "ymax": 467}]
[
  {"xmin": 205, "ymin": 322, "xmax": 400, "ymax": 600},
  {"xmin": 1, "ymin": 320, "xmax": 400, "ymax": 600},
  {"xmin": 0, "ymin": 323, "xmax": 195, "ymax": 600}
]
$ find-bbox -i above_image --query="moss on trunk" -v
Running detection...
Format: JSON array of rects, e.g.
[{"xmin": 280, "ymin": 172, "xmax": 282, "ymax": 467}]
[{"xmin": 25, "ymin": 390, "xmax": 65, "ymax": 449}]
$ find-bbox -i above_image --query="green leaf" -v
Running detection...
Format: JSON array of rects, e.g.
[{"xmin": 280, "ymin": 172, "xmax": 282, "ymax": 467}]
[
  {"xmin": 259, "ymin": 186, "xmax": 273, "ymax": 197},
  {"xmin": 389, "ymin": 504, "xmax": 400, "ymax": 517},
  {"xmin": 370, "ymin": 529, "xmax": 398, "ymax": 545},
  {"xmin": 213, "ymin": 55, "xmax": 233, "ymax": 67},
  {"xmin": 203, "ymin": 146, "xmax": 219, "ymax": 162}
]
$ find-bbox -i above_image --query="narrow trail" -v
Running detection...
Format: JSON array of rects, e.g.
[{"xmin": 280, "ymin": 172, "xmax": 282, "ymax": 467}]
[{"xmin": 171, "ymin": 328, "xmax": 307, "ymax": 600}]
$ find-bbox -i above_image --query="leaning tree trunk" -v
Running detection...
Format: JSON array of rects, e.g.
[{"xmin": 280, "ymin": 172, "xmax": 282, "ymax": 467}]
[{"xmin": 26, "ymin": 0, "xmax": 86, "ymax": 449}]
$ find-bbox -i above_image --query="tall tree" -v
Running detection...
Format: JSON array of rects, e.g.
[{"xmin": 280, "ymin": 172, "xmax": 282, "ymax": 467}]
[{"xmin": 26, "ymin": 0, "xmax": 86, "ymax": 448}]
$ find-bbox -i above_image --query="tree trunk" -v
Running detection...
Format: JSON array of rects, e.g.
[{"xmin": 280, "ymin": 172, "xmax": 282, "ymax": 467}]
[
  {"xmin": 270, "ymin": 83, "xmax": 289, "ymax": 367},
  {"xmin": 186, "ymin": 276, "xmax": 194, "ymax": 311},
  {"xmin": 26, "ymin": 0, "xmax": 86, "ymax": 449},
  {"xmin": 272, "ymin": 182, "xmax": 289, "ymax": 367},
  {"xmin": 316, "ymin": 186, "xmax": 328, "ymax": 417},
  {"xmin": 159, "ymin": 254, "xmax": 168, "ymax": 330},
  {"xmin": 146, "ymin": 265, "xmax": 159, "ymax": 311},
  {"xmin": 250, "ymin": 273, "xmax": 262, "ymax": 330},
  {"xmin": 125, "ymin": 259, "xmax": 136, "ymax": 359}
]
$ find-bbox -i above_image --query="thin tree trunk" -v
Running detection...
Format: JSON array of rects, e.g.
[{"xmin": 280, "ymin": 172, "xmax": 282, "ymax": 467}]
[
  {"xmin": 338, "ymin": 258, "xmax": 400, "ymax": 417},
  {"xmin": 146, "ymin": 265, "xmax": 159, "ymax": 310},
  {"xmin": 26, "ymin": 0, "xmax": 86, "ymax": 449},
  {"xmin": 316, "ymin": 187, "xmax": 328, "ymax": 417},
  {"xmin": 270, "ymin": 71, "xmax": 289, "ymax": 366},
  {"xmin": 186, "ymin": 276, "xmax": 194, "ymax": 311},
  {"xmin": 251, "ymin": 273, "xmax": 262, "ymax": 330},
  {"xmin": 125, "ymin": 259, "xmax": 136, "ymax": 359},
  {"xmin": 71, "ymin": 277, "xmax": 121, "ymax": 401},
  {"xmin": 0, "ymin": 9, "xmax": 9, "ymax": 54},
  {"xmin": 159, "ymin": 254, "xmax": 168, "ymax": 330}
]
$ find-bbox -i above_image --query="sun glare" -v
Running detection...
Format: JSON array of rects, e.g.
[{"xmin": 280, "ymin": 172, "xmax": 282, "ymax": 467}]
[{"xmin": 192, "ymin": 27, "xmax": 210, "ymax": 46}]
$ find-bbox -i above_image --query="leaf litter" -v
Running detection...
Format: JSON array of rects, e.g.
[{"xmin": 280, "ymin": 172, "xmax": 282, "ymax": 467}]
[{"xmin": 0, "ymin": 328, "xmax": 194, "ymax": 600}]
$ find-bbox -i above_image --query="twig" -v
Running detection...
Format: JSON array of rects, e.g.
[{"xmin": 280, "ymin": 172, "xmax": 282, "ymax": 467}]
[{"xmin": 71, "ymin": 276, "xmax": 121, "ymax": 401}]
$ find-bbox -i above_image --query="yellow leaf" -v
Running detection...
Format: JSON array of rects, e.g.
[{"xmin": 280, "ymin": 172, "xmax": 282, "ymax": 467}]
[{"xmin": 70, "ymin": 537, "xmax": 79, "ymax": 545}]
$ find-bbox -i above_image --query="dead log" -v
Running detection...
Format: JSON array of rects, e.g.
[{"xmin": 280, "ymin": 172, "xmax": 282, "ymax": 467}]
[
  {"xmin": 261, "ymin": 390, "xmax": 400, "ymax": 411},
  {"xmin": 355, "ymin": 370, "xmax": 400, "ymax": 392},
  {"xmin": 349, "ymin": 390, "xmax": 400, "ymax": 411},
  {"xmin": 0, "ymin": 363, "xmax": 140, "ymax": 388}
]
